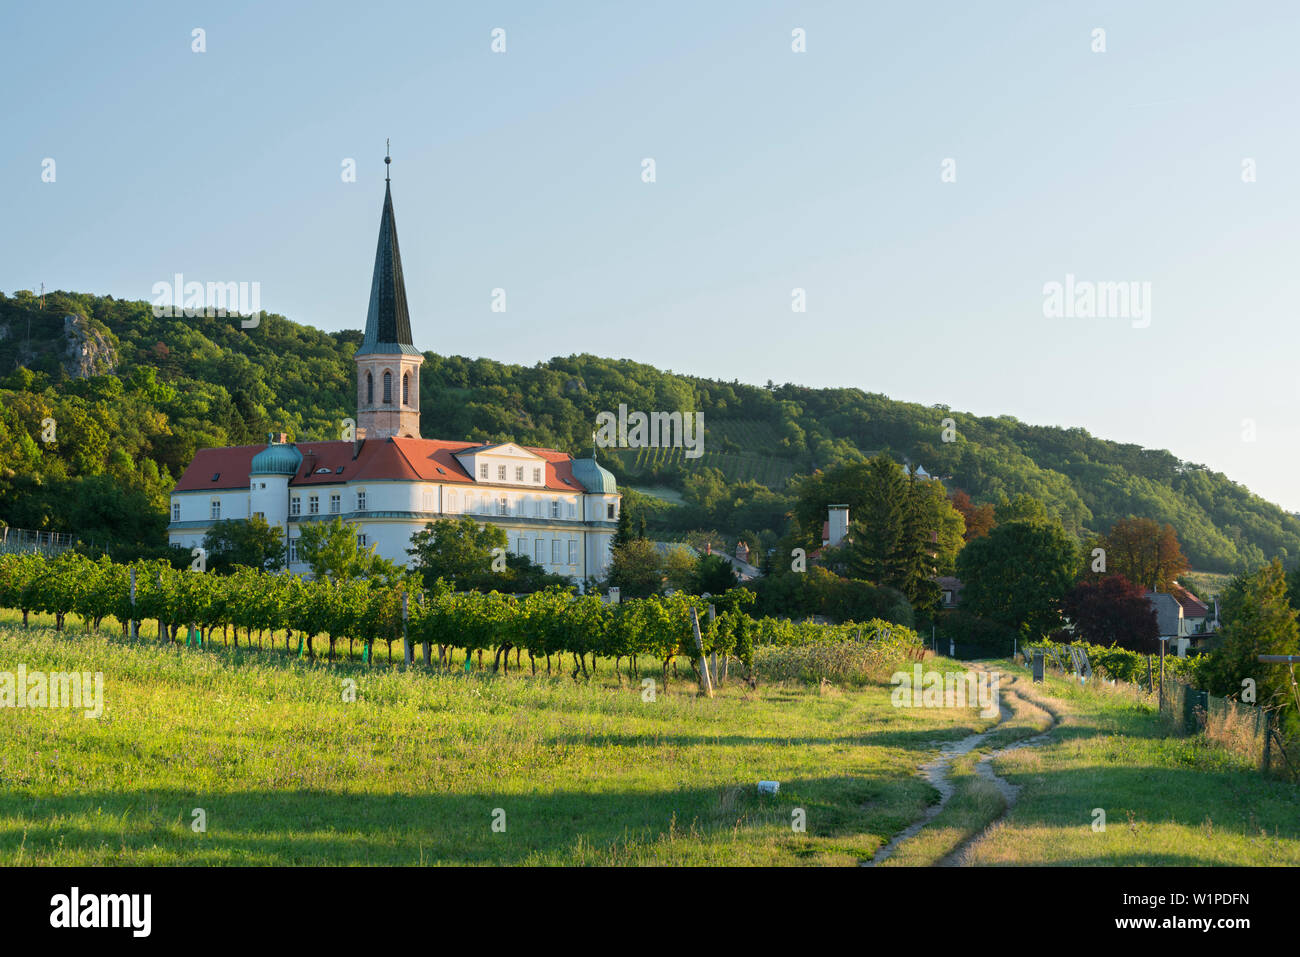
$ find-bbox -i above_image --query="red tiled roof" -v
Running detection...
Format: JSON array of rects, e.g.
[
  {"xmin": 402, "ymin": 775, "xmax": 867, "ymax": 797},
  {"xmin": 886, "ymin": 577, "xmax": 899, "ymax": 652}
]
[
  {"xmin": 172, "ymin": 445, "xmax": 265, "ymax": 491},
  {"xmin": 1169, "ymin": 582, "xmax": 1209, "ymax": 618},
  {"xmin": 174, "ymin": 438, "xmax": 588, "ymax": 493}
]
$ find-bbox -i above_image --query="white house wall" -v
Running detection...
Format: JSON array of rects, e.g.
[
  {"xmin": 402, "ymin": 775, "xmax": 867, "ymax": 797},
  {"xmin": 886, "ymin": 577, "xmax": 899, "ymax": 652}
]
[{"xmin": 169, "ymin": 479, "xmax": 617, "ymax": 582}]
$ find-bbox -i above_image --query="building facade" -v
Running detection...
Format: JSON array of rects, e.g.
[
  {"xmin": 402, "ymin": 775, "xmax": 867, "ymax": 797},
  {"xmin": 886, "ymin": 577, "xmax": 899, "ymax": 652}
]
[{"xmin": 168, "ymin": 162, "xmax": 620, "ymax": 581}]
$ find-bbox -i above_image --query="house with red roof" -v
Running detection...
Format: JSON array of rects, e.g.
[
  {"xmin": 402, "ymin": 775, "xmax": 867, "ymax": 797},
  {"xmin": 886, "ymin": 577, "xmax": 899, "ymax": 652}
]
[{"xmin": 168, "ymin": 160, "xmax": 620, "ymax": 582}]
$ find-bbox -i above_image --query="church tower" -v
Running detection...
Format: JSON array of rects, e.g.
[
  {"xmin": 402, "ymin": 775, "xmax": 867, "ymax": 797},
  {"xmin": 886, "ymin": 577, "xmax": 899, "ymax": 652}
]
[{"xmin": 355, "ymin": 148, "xmax": 422, "ymax": 440}]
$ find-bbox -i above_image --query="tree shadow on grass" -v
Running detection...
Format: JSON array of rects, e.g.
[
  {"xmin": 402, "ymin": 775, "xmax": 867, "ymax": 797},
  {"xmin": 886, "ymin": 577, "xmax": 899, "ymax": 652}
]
[
  {"xmin": 983, "ymin": 764, "xmax": 1300, "ymax": 866},
  {"xmin": 0, "ymin": 775, "xmax": 933, "ymax": 866}
]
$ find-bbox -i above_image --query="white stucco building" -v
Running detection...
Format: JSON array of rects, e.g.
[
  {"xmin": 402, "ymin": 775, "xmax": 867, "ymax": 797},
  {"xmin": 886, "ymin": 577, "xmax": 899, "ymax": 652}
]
[{"xmin": 168, "ymin": 159, "xmax": 620, "ymax": 581}]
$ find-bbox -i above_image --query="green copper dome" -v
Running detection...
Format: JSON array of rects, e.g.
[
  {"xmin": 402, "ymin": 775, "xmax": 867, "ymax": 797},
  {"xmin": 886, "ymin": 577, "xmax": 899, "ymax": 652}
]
[
  {"xmin": 250, "ymin": 435, "xmax": 303, "ymax": 476},
  {"xmin": 572, "ymin": 456, "xmax": 617, "ymax": 494}
]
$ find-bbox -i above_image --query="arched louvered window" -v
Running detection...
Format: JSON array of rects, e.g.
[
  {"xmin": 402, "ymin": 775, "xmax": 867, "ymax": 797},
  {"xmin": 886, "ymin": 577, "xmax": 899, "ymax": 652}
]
[
  {"xmin": 383, "ymin": 371, "xmax": 393, "ymax": 404},
  {"xmin": 366, "ymin": 371, "xmax": 373, "ymax": 404},
  {"xmin": 402, "ymin": 372, "xmax": 410, "ymax": 406}
]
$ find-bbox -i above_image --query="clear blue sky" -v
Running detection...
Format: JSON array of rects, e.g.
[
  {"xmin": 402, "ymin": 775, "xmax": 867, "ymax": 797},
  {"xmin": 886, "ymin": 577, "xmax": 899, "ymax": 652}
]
[{"xmin": 5, "ymin": 1, "xmax": 1299, "ymax": 509}]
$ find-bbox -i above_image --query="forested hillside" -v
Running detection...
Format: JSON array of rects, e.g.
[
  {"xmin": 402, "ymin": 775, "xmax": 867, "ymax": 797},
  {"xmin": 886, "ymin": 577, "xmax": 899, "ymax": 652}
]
[{"xmin": 1, "ymin": 287, "xmax": 1296, "ymax": 573}]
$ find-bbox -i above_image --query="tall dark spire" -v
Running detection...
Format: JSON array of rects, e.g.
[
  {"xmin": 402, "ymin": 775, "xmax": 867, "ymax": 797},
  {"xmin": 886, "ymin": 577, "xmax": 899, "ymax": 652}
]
[{"xmin": 357, "ymin": 147, "xmax": 419, "ymax": 356}]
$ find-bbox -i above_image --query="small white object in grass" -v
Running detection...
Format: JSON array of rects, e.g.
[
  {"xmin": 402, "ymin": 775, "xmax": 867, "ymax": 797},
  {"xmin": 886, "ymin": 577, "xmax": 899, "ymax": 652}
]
[{"xmin": 757, "ymin": 781, "xmax": 780, "ymax": 795}]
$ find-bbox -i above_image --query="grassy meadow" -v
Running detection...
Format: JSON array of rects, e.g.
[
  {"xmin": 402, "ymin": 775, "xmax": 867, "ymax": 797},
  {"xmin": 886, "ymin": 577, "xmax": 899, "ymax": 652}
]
[
  {"xmin": 0, "ymin": 616, "xmax": 990, "ymax": 865},
  {"xmin": 966, "ymin": 666, "xmax": 1300, "ymax": 866},
  {"xmin": 2, "ymin": 610, "xmax": 1297, "ymax": 866}
]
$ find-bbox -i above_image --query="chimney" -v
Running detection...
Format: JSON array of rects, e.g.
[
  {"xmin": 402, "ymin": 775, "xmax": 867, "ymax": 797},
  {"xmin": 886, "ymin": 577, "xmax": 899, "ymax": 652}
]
[{"xmin": 828, "ymin": 505, "xmax": 850, "ymax": 547}]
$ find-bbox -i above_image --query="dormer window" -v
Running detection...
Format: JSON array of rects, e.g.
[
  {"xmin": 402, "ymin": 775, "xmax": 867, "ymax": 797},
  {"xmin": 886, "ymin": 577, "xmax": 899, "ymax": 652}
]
[
  {"xmin": 515, "ymin": 466, "xmax": 524, "ymax": 482},
  {"xmin": 532, "ymin": 467, "xmax": 542, "ymax": 483},
  {"xmin": 497, "ymin": 465, "xmax": 506, "ymax": 482},
  {"xmin": 479, "ymin": 464, "xmax": 488, "ymax": 479}
]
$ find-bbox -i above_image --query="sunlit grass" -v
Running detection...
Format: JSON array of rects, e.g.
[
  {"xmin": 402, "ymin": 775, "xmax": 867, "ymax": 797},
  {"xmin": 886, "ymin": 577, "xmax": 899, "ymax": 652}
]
[
  {"xmin": 0, "ymin": 621, "xmax": 985, "ymax": 865},
  {"xmin": 965, "ymin": 665, "xmax": 1300, "ymax": 866}
]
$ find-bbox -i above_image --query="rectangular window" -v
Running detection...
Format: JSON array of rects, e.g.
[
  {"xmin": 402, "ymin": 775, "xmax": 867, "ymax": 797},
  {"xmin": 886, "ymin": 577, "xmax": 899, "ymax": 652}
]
[
  {"xmin": 550, "ymin": 500, "xmax": 560, "ymax": 519},
  {"xmin": 329, "ymin": 493, "xmax": 340, "ymax": 514},
  {"xmin": 607, "ymin": 503, "xmax": 616, "ymax": 519},
  {"xmin": 357, "ymin": 490, "xmax": 367, "ymax": 511},
  {"xmin": 517, "ymin": 537, "xmax": 526, "ymax": 555},
  {"xmin": 535, "ymin": 539, "xmax": 544, "ymax": 563},
  {"xmin": 551, "ymin": 540, "xmax": 561, "ymax": 564},
  {"xmin": 288, "ymin": 538, "xmax": 298, "ymax": 563},
  {"xmin": 309, "ymin": 495, "xmax": 319, "ymax": 515},
  {"xmin": 357, "ymin": 533, "xmax": 368, "ymax": 549},
  {"xmin": 568, "ymin": 540, "xmax": 577, "ymax": 565},
  {"xmin": 210, "ymin": 499, "xmax": 221, "ymax": 520},
  {"xmin": 515, "ymin": 466, "xmax": 524, "ymax": 482},
  {"xmin": 423, "ymin": 490, "xmax": 434, "ymax": 511},
  {"xmin": 253, "ymin": 511, "xmax": 265, "ymax": 521},
  {"xmin": 498, "ymin": 497, "xmax": 508, "ymax": 515},
  {"xmin": 497, "ymin": 465, "xmax": 507, "ymax": 481},
  {"xmin": 532, "ymin": 467, "xmax": 542, "ymax": 483},
  {"xmin": 568, "ymin": 501, "xmax": 576, "ymax": 519},
  {"xmin": 290, "ymin": 497, "xmax": 301, "ymax": 516},
  {"xmin": 479, "ymin": 464, "xmax": 489, "ymax": 479},
  {"xmin": 171, "ymin": 502, "xmax": 180, "ymax": 522}
]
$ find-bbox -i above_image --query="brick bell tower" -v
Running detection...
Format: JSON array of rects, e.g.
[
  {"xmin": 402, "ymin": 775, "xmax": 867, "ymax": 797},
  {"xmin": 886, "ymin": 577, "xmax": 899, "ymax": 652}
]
[{"xmin": 355, "ymin": 145, "xmax": 423, "ymax": 440}]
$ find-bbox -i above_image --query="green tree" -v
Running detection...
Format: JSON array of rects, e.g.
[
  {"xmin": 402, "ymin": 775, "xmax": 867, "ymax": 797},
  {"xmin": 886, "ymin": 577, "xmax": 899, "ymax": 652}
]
[
  {"xmin": 692, "ymin": 553, "xmax": 738, "ymax": 595},
  {"xmin": 202, "ymin": 516, "xmax": 286, "ymax": 573},
  {"xmin": 660, "ymin": 545, "xmax": 698, "ymax": 593},
  {"xmin": 612, "ymin": 500, "xmax": 634, "ymax": 549},
  {"xmin": 298, "ymin": 517, "xmax": 400, "ymax": 581},
  {"xmin": 607, "ymin": 539, "xmax": 663, "ymax": 598},
  {"xmin": 846, "ymin": 454, "xmax": 907, "ymax": 583},
  {"xmin": 1205, "ymin": 559, "xmax": 1300, "ymax": 715},
  {"xmin": 406, "ymin": 516, "xmax": 507, "ymax": 588},
  {"xmin": 955, "ymin": 519, "xmax": 1080, "ymax": 638}
]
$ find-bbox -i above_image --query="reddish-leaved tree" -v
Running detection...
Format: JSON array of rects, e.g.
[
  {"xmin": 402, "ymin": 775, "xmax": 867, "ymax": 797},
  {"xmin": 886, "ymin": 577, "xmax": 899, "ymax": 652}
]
[{"xmin": 1062, "ymin": 574, "xmax": 1160, "ymax": 653}]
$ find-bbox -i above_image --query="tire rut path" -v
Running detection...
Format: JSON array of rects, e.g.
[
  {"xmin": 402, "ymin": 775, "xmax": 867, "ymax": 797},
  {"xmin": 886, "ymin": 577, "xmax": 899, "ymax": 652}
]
[{"xmin": 864, "ymin": 666, "xmax": 1059, "ymax": 867}]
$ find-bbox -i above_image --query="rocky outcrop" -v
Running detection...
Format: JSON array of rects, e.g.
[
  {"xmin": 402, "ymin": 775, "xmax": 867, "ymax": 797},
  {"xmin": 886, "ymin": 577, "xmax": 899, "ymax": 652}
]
[{"xmin": 61, "ymin": 314, "xmax": 118, "ymax": 378}]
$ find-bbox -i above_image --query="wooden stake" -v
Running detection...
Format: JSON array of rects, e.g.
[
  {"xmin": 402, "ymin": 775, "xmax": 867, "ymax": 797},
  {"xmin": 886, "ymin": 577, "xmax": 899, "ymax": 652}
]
[{"xmin": 691, "ymin": 607, "xmax": 713, "ymax": 698}]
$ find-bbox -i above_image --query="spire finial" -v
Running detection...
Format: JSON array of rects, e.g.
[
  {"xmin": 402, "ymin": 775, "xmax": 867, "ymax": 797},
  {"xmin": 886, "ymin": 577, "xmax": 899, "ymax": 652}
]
[{"xmin": 385, "ymin": 139, "xmax": 391, "ymax": 182}]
